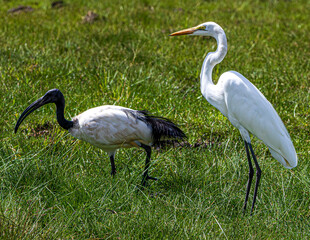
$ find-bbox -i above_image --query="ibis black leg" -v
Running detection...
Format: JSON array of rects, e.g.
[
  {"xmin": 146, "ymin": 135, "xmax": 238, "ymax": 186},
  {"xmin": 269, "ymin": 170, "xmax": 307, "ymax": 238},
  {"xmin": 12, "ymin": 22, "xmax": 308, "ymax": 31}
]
[
  {"xmin": 140, "ymin": 143, "xmax": 157, "ymax": 186},
  {"xmin": 110, "ymin": 155, "xmax": 116, "ymax": 176},
  {"xmin": 243, "ymin": 141, "xmax": 254, "ymax": 213},
  {"xmin": 248, "ymin": 143, "xmax": 261, "ymax": 215}
]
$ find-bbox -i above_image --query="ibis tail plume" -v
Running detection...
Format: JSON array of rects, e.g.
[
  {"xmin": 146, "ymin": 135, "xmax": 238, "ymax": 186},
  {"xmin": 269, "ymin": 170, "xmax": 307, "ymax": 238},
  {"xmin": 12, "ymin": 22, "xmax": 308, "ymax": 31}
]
[
  {"xmin": 170, "ymin": 22, "xmax": 297, "ymax": 214},
  {"xmin": 15, "ymin": 89, "xmax": 186, "ymax": 186}
]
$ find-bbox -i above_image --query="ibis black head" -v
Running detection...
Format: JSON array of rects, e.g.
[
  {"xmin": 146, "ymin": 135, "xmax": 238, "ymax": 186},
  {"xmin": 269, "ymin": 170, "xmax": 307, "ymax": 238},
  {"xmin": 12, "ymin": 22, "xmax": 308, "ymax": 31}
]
[{"xmin": 14, "ymin": 89, "xmax": 69, "ymax": 133}]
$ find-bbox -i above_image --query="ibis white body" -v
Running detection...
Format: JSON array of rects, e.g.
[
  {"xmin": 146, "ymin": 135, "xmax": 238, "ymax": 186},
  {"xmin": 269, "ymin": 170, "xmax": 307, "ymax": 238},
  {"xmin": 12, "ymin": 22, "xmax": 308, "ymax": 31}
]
[{"xmin": 69, "ymin": 105, "xmax": 153, "ymax": 153}]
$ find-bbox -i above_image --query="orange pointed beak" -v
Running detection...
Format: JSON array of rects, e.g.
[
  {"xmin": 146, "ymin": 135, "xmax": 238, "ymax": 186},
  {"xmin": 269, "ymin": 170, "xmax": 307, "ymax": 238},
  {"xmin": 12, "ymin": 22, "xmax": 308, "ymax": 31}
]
[{"xmin": 169, "ymin": 27, "xmax": 196, "ymax": 36}]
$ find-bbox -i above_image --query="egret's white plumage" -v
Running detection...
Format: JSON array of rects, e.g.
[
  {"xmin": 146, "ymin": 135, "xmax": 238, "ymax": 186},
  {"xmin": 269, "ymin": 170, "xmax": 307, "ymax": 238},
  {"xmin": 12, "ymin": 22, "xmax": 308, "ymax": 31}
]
[
  {"xmin": 171, "ymin": 21, "xmax": 297, "ymax": 214},
  {"xmin": 214, "ymin": 71, "xmax": 297, "ymax": 169},
  {"xmin": 15, "ymin": 89, "xmax": 186, "ymax": 186}
]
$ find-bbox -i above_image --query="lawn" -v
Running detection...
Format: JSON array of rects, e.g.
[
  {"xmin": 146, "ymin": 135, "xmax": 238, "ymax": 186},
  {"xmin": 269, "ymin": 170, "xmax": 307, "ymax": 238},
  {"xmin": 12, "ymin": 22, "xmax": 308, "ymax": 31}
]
[{"xmin": 0, "ymin": 0, "xmax": 309, "ymax": 239}]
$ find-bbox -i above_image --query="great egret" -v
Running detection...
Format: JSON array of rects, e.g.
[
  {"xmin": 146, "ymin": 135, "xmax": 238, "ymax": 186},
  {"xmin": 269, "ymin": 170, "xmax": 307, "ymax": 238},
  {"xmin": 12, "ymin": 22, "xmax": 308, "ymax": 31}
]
[
  {"xmin": 14, "ymin": 89, "xmax": 186, "ymax": 186},
  {"xmin": 170, "ymin": 22, "xmax": 297, "ymax": 214}
]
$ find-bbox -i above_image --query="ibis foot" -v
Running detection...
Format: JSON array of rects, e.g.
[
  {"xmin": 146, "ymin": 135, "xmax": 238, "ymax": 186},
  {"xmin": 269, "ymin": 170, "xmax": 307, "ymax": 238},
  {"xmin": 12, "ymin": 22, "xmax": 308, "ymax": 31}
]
[
  {"xmin": 141, "ymin": 175, "xmax": 158, "ymax": 187},
  {"xmin": 147, "ymin": 176, "xmax": 158, "ymax": 181}
]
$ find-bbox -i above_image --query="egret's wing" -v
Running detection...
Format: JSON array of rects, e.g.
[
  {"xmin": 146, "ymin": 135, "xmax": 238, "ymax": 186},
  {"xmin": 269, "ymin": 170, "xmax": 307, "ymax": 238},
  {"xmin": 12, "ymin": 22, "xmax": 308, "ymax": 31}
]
[{"xmin": 222, "ymin": 71, "xmax": 297, "ymax": 168}]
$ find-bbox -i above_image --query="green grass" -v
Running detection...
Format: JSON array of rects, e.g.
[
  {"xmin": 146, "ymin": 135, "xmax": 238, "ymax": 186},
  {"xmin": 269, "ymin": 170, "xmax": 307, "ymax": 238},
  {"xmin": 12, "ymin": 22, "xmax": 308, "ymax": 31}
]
[{"xmin": 1, "ymin": 0, "xmax": 309, "ymax": 238}]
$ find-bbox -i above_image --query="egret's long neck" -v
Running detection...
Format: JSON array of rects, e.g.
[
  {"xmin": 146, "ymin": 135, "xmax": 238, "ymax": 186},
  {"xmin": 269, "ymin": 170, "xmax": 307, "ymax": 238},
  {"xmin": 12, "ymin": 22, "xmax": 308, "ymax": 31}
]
[
  {"xmin": 55, "ymin": 98, "xmax": 74, "ymax": 130},
  {"xmin": 200, "ymin": 31, "xmax": 227, "ymax": 114}
]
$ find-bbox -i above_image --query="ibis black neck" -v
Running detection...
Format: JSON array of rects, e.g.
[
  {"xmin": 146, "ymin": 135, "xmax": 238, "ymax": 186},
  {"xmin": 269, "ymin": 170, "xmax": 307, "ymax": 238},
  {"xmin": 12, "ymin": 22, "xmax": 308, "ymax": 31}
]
[{"xmin": 55, "ymin": 99, "xmax": 73, "ymax": 130}]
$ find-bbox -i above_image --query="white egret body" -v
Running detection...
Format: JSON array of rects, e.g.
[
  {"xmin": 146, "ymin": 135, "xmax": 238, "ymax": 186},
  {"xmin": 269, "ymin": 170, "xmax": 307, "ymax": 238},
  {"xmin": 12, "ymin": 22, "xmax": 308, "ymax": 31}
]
[
  {"xmin": 15, "ymin": 89, "xmax": 186, "ymax": 186},
  {"xmin": 170, "ymin": 22, "xmax": 297, "ymax": 214}
]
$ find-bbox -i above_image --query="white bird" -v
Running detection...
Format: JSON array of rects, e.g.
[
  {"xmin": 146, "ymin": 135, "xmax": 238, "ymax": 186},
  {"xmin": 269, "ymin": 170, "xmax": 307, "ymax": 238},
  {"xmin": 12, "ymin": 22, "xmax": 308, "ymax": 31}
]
[
  {"xmin": 170, "ymin": 22, "xmax": 297, "ymax": 214},
  {"xmin": 14, "ymin": 89, "xmax": 186, "ymax": 186}
]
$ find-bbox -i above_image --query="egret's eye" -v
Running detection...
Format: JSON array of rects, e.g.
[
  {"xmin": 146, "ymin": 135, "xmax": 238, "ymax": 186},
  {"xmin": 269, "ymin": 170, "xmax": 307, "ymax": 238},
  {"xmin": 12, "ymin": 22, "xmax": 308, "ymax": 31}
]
[{"xmin": 196, "ymin": 26, "xmax": 206, "ymax": 30}]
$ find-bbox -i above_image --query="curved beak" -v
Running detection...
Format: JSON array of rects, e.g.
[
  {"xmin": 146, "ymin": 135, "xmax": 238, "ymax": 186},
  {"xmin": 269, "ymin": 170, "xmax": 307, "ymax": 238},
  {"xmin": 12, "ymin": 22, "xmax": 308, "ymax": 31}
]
[
  {"xmin": 14, "ymin": 97, "xmax": 46, "ymax": 133},
  {"xmin": 169, "ymin": 27, "xmax": 196, "ymax": 36}
]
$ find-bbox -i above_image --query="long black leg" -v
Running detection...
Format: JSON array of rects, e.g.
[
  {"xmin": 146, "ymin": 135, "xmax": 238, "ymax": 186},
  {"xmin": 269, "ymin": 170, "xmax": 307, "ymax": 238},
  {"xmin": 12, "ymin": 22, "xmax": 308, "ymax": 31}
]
[
  {"xmin": 140, "ymin": 143, "xmax": 157, "ymax": 186},
  {"xmin": 110, "ymin": 155, "xmax": 116, "ymax": 176},
  {"xmin": 243, "ymin": 140, "xmax": 254, "ymax": 213},
  {"xmin": 248, "ymin": 143, "xmax": 262, "ymax": 215}
]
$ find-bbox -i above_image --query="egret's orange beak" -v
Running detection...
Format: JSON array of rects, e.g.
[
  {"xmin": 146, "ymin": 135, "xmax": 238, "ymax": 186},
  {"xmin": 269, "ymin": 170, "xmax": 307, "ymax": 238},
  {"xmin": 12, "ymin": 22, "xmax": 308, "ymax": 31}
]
[{"xmin": 169, "ymin": 27, "xmax": 196, "ymax": 36}]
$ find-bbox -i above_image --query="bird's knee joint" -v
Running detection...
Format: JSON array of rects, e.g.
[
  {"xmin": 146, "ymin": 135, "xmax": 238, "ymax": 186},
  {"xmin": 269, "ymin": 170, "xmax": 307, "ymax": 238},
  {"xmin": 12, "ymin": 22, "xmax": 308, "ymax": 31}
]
[{"xmin": 256, "ymin": 169, "xmax": 261, "ymax": 177}]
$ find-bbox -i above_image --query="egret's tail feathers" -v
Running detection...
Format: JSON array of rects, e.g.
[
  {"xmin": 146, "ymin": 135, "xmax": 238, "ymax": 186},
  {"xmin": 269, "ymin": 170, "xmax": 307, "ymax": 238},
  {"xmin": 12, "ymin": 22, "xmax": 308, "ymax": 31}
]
[
  {"xmin": 137, "ymin": 110, "xmax": 187, "ymax": 144},
  {"xmin": 268, "ymin": 147, "xmax": 297, "ymax": 169}
]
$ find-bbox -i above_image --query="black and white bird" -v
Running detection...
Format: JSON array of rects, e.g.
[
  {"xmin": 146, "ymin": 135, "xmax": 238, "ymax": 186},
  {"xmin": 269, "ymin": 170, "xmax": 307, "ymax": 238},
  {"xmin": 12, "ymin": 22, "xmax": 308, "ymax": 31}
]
[{"xmin": 14, "ymin": 89, "xmax": 186, "ymax": 186}]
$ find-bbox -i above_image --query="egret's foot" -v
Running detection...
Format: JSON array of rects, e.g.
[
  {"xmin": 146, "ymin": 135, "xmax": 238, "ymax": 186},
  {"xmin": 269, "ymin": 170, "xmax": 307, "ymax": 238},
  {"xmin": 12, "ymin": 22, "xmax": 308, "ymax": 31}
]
[
  {"xmin": 111, "ymin": 170, "xmax": 116, "ymax": 176},
  {"xmin": 242, "ymin": 207, "xmax": 246, "ymax": 215}
]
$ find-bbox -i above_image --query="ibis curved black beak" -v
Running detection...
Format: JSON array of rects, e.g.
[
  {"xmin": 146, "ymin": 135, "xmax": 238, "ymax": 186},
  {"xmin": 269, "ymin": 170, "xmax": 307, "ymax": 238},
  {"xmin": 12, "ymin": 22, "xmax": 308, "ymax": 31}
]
[
  {"xmin": 14, "ymin": 88, "xmax": 72, "ymax": 133},
  {"xmin": 14, "ymin": 96, "xmax": 48, "ymax": 133}
]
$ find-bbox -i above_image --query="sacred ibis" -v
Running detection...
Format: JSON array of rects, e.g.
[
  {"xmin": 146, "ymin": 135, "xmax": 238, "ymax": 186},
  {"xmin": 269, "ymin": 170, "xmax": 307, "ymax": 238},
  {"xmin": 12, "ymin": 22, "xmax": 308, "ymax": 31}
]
[{"xmin": 14, "ymin": 89, "xmax": 186, "ymax": 186}]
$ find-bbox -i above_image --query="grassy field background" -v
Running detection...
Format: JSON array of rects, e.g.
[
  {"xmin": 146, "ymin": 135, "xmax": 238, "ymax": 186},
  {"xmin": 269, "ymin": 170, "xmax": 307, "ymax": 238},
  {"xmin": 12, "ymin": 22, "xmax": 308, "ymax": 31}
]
[{"xmin": 1, "ymin": 0, "xmax": 309, "ymax": 239}]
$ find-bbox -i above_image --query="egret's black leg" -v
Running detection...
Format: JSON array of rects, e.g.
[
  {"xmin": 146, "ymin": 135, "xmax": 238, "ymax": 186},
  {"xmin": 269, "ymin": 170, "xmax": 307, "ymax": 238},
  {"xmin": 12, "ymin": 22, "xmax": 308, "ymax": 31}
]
[
  {"xmin": 243, "ymin": 141, "xmax": 254, "ymax": 213},
  {"xmin": 110, "ymin": 155, "xmax": 116, "ymax": 176},
  {"xmin": 140, "ymin": 143, "xmax": 157, "ymax": 186},
  {"xmin": 248, "ymin": 143, "xmax": 261, "ymax": 215}
]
